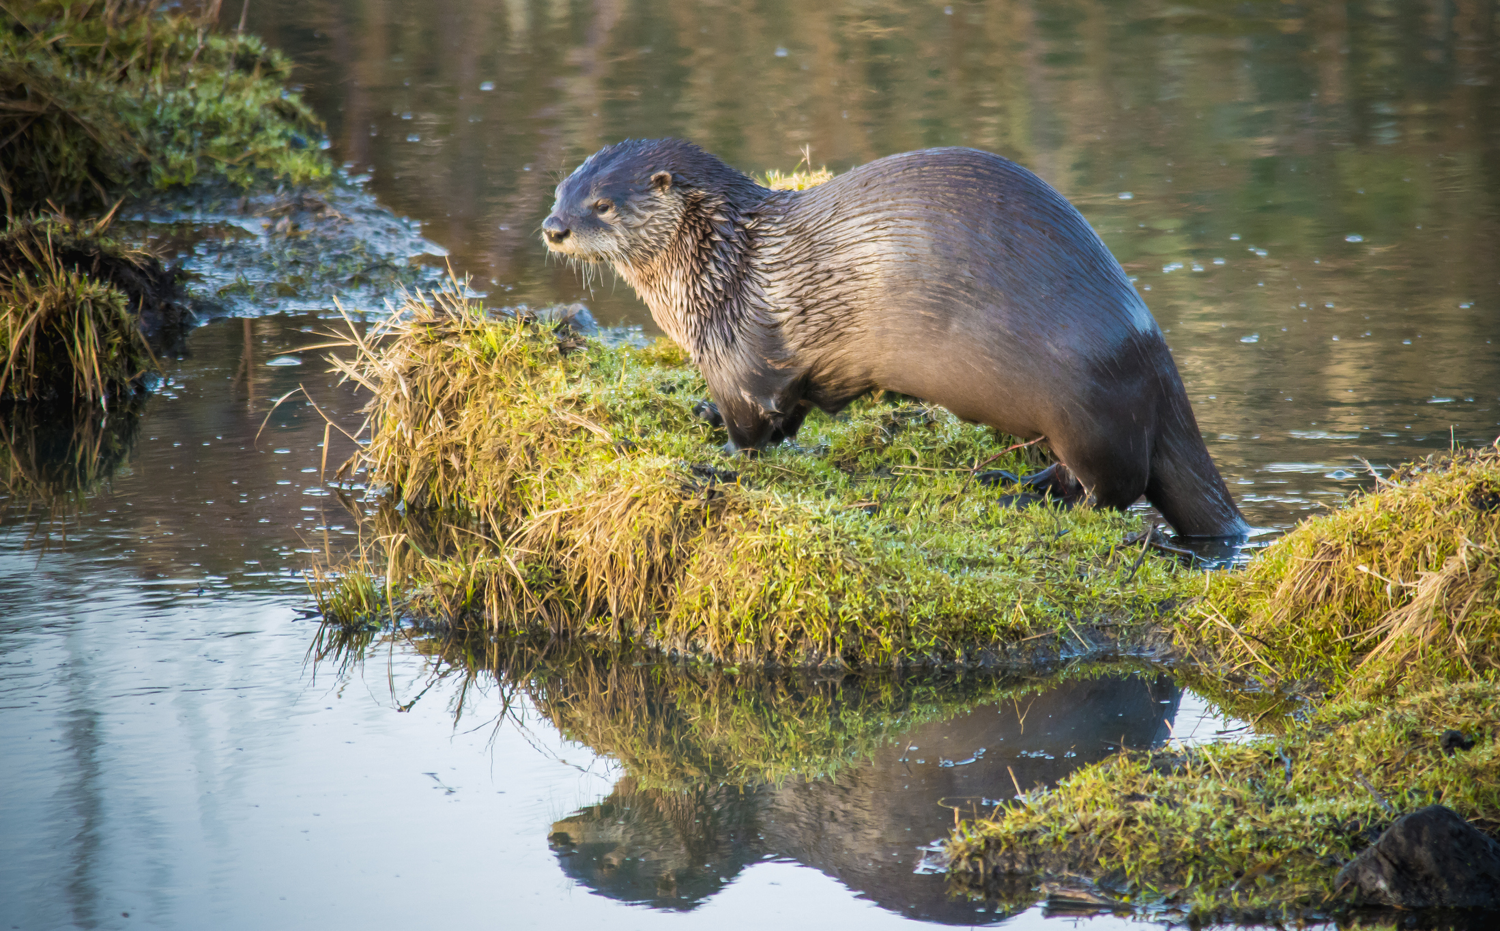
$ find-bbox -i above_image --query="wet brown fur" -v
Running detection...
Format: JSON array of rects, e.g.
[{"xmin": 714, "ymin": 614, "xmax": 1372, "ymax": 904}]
[{"xmin": 543, "ymin": 139, "xmax": 1247, "ymax": 538}]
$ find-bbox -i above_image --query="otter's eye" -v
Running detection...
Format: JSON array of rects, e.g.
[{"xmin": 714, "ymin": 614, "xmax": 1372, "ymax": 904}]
[{"xmin": 593, "ymin": 199, "xmax": 614, "ymax": 215}]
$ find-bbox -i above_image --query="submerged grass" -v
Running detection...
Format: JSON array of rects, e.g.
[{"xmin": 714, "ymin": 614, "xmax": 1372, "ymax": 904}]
[
  {"xmin": 1, "ymin": 0, "xmax": 328, "ymax": 216},
  {"xmin": 313, "ymin": 281, "xmax": 1192, "ymax": 667},
  {"xmin": 947, "ymin": 446, "xmax": 1500, "ymax": 920}
]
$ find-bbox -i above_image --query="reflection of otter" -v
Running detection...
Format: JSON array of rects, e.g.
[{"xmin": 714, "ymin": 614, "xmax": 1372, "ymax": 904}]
[
  {"xmin": 548, "ymin": 674, "xmax": 1178, "ymax": 922},
  {"xmin": 542, "ymin": 139, "xmax": 1247, "ymax": 538}
]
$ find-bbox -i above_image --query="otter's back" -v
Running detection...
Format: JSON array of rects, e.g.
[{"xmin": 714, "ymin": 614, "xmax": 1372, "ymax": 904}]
[{"xmin": 763, "ymin": 147, "xmax": 1165, "ymax": 430}]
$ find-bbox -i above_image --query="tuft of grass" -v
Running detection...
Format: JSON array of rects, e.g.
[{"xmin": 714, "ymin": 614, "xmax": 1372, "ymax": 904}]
[
  {"xmin": 313, "ymin": 280, "xmax": 1193, "ymax": 667},
  {"xmin": 0, "ymin": 214, "xmax": 185, "ymax": 403},
  {"xmin": 1182, "ymin": 446, "xmax": 1500, "ymax": 699},
  {"xmin": 1, "ymin": 0, "xmax": 329, "ymax": 217},
  {"xmin": 947, "ymin": 680, "xmax": 1500, "ymax": 920},
  {"xmin": 759, "ymin": 165, "xmax": 835, "ymax": 191}
]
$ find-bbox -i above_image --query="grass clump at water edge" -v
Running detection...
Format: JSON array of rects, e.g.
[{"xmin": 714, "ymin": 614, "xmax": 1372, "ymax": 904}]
[
  {"xmin": 946, "ymin": 445, "xmax": 1500, "ymax": 920},
  {"xmin": 1182, "ymin": 445, "xmax": 1500, "ymax": 698},
  {"xmin": 311, "ymin": 282, "xmax": 1193, "ymax": 668},
  {"xmin": 0, "ymin": 214, "xmax": 189, "ymax": 404}
]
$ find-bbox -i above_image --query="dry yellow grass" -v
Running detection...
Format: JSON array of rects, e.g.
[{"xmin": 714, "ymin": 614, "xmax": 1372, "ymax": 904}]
[{"xmin": 1182, "ymin": 445, "xmax": 1500, "ymax": 697}]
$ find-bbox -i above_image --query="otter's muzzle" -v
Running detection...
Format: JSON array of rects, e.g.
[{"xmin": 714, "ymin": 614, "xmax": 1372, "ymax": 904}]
[{"xmin": 542, "ymin": 215, "xmax": 571, "ymax": 247}]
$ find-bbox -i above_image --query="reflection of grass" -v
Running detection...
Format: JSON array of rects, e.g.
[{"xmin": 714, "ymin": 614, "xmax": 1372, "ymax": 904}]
[
  {"xmin": 310, "ymin": 624, "xmax": 1159, "ymax": 792},
  {"xmin": 528, "ymin": 653, "xmax": 1141, "ymax": 790},
  {"xmin": 1, "ymin": 1, "xmax": 328, "ymax": 216},
  {"xmin": 0, "ymin": 397, "xmax": 141, "ymax": 529},
  {"xmin": 949, "ymin": 448, "xmax": 1500, "ymax": 920},
  {"xmin": 311, "ymin": 280, "xmax": 1192, "ymax": 667}
]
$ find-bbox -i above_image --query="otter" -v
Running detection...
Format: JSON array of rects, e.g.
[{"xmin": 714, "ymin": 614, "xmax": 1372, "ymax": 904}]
[{"xmin": 541, "ymin": 139, "xmax": 1248, "ymax": 539}]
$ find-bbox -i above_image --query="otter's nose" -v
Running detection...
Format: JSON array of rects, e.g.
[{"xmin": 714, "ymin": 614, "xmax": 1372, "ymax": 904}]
[{"xmin": 542, "ymin": 215, "xmax": 571, "ymax": 245}]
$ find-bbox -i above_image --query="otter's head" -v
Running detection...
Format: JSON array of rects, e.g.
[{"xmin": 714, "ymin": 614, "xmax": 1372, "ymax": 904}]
[{"xmin": 541, "ymin": 139, "xmax": 762, "ymax": 271}]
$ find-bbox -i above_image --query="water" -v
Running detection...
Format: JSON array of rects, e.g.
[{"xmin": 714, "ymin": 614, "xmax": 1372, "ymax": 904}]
[{"xmin": 4, "ymin": 1, "xmax": 1499, "ymax": 927}]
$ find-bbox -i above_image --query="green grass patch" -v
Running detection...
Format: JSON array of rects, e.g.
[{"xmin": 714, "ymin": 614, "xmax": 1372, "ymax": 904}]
[
  {"xmin": 947, "ymin": 680, "xmax": 1499, "ymax": 920},
  {"xmin": 1182, "ymin": 446, "xmax": 1500, "ymax": 699},
  {"xmin": 312, "ymin": 282, "xmax": 1194, "ymax": 667},
  {"xmin": 1, "ymin": 1, "xmax": 329, "ymax": 216},
  {"xmin": 947, "ymin": 447, "xmax": 1500, "ymax": 919}
]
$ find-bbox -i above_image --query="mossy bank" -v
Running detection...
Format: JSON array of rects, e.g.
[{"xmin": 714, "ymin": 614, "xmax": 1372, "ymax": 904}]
[
  {"xmin": 947, "ymin": 446, "xmax": 1500, "ymax": 921},
  {"xmin": 313, "ymin": 283, "xmax": 1195, "ymax": 668},
  {"xmin": 2, "ymin": 0, "xmax": 328, "ymax": 217}
]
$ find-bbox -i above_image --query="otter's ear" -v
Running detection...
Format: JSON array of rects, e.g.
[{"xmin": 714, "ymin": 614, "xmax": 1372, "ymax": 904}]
[{"xmin": 650, "ymin": 171, "xmax": 672, "ymax": 192}]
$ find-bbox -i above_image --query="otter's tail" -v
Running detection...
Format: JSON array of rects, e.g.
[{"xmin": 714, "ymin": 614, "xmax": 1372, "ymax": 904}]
[{"xmin": 1145, "ymin": 379, "xmax": 1249, "ymax": 539}]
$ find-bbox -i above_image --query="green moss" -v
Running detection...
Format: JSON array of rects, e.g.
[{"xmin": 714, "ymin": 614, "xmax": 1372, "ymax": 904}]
[
  {"xmin": 1, "ymin": 1, "xmax": 329, "ymax": 216},
  {"xmin": 946, "ymin": 449, "xmax": 1500, "ymax": 920},
  {"xmin": 947, "ymin": 680, "xmax": 1499, "ymax": 920},
  {"xmin": 314, "ymin": 283, "xmax": 1193, "ymax": 667}
]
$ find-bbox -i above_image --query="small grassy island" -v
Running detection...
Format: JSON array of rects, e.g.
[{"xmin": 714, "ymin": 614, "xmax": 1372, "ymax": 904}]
[
  {"xmin": 315, "ymin": 284, "xmax": 1193, "ymax": 667},
  {"xmin": 948, "ymin": 446, "xmax": 1500, "ymax": 920}
]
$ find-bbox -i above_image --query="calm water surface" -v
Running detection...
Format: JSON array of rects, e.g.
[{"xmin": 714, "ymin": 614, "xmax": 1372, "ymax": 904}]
[{"xmin": 4, "ymin": 1, "xmax": 1499, "ymax": 928}]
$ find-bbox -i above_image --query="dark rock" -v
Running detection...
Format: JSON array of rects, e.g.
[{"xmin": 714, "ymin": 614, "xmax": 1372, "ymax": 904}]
[
  {"xmin": 1441, "ymin": 729, "xmax": 1476, "ymax": 756},
  {"xmin": 1335, "ymin": 805, "xmax": 1500, "ymax": 908}
]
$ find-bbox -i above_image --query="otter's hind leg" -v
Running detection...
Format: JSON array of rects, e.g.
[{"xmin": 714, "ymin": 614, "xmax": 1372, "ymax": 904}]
[{"xmin": 1052, "ymin": 431, "xmax": 1152, "ymax": 513}]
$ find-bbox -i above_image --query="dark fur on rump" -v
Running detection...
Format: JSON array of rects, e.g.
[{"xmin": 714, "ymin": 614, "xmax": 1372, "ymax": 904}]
[{"xmin": 543, "ymin": 138, "xmax": 1247, "ymax": 538}]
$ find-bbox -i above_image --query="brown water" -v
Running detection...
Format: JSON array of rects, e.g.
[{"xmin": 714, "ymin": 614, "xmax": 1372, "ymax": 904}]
[
  {"xmin": 249, "ymin": 0, "xmax": 1500, "ymax": 531},
  {"xmin": 3, "ymin": 1, "xmax": 1499, "ymax": 927}
]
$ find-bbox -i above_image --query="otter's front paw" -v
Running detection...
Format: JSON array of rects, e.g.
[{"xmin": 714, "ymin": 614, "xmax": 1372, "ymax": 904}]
[{"xmin": 692, "ymin": 400, "xmax": 724, "ymax": 429}]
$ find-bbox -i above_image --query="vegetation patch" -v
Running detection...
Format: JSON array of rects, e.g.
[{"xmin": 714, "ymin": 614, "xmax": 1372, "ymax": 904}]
[
  {"xmin": 1182, "ymin": 446, "xmax": 1500, "ymax": 698},
  {"xmin": 0, "ymin": 214, "xmax": 189, "ymax": 404},
  {"xmin": 948, "ymin": 681, "xmax": 1498, "ymax": 920},
  {"xmin": 947, "ymin": 446, "xmax": 1500, "ymax": 921},
  {"xmin": 312, "ymin": 282, "xmax": 1193, "ymax": 668},
  {"xmin": 1, "ymin": 0, "xmax": 329, "ymax": 217}
]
